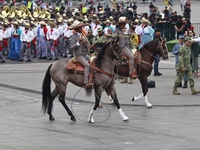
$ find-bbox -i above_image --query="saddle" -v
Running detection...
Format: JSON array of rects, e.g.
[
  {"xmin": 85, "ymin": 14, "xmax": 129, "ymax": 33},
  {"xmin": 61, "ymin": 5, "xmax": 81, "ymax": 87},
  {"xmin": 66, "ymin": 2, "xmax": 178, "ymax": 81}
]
[
  {"xmin": 66, "ymin": 57, "xmax": 96, "ymax": 88},
  {"xmin": 66, "ymin": 57, "xmax": 85, "ymax": 73},
  {"xmin": 66, "ymin": 56, "xmax": 96, "ymax": 73}
]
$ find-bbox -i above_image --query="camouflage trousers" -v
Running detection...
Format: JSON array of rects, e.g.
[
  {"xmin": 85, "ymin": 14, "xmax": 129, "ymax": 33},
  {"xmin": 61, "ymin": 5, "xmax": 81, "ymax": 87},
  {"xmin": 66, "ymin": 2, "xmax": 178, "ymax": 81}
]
[{"xmin": 174, "ymin": 69, "xmax": 194, "ymax": 87}]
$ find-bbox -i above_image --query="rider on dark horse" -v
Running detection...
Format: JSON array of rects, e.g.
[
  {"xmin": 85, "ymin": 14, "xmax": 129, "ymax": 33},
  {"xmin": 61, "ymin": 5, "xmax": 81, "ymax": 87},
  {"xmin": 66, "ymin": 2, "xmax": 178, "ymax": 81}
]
[
  {"xmin": 68, "ymin": 20, "xmax": 94, "ymax": 89},
  {"xmin": 113, "ymin": 17, "xmax": 138, "ymax": 79}
]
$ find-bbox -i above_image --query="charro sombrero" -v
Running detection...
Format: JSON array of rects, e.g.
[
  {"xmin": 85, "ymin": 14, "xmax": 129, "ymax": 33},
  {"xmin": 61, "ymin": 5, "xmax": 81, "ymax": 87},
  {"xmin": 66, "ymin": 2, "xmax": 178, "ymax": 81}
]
[
  {"xmin": 140, "ymin": 18, "xmax": 151, "ymax": 25},
  {"xmin": 103, "ymin": 19, "xmax": 112, "ymax": 24},
  {"xmin": 93, "ymin": 19, "xmax": 102, "ymax": 24},
  {"xmin": 68, "ymin": 20, "xmax": 88, "ymax": 30},
  {"xmin": 48, "ymin": 21, "xmax": 58, "ymax": 28},
  {"xmin": 40, "ymin": 21, "xmax": 47, "ymax": 26},
  {"xmin": 12, "ymin": 21, "xmax": 19, "ymax": 25},
  {"xmin": 24, "ymin": 23, "xmax": 31, "ymax": 28},
  {"xmin": 30, "ymin": 21, "xmax": 37, "ymax": 27},
  {"xmin": 113, "ymin": 16, "xmax": 131, "ymax": 25}
]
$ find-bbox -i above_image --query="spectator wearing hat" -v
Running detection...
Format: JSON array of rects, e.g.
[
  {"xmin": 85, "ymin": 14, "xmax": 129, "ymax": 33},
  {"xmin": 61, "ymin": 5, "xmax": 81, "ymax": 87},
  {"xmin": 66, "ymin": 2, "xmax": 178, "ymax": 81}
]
[
  {"xmin": 91, "ymin": 19, "xmax": 102, "ymax": 36},
  {"xmin": 2, "ymin": 22, "xmax": 11, "ymax": 58},
  {"xmin": 37, "ymin": 21, "xmax": 48, "ymax": 59},
  {"xmin": 173, "ymin": 36, "xmax": 200, "ymax": 95},
  {"xmin": 30, "ymin": 22, "xmax": 38, "ymax": 58},
  {"xmin": 172, "ymin": 35, "xmax": 188, "ymax": 88},
  {"xmin": 19, "ymin": 23, "xmax": 34, "ymax": 62},
  {"xmin": 0, "ymin": 26, "xmax": 5, "ymax": 63},
  {"xmin": 56, "ymin": 19, "xmax": 65, "ymax": 57},
  {"xmin": 83, "ymin": 18, "xmax": 90, "ymax": 33},
  {"xmin": 153, "ymin": 28, "xmax": 162, "ymax": 76},
  {"xmin": 86, "ymin": 29, "xmax": 95, "ymax": 54},
  {"xmin": 46, "ymin": 21, "xmax": 59, "ymax": 60},
  {"xmin": 8, "ymin": 21, "xmax": 22, "ymax": 60},
  {"xmin": 63, "ymin": 19, "xmax": 74, "ymax": 58},
  {"xmin": 92, "ymin": 27, "xmax": 107, "ymax": 54},
  {"xmin": 135, "ymin": 18, "xmax": 154, "ymax": 50},
  {"xmin": 103, "ymin": 19, "xmax": 114, "ymax": 35}
]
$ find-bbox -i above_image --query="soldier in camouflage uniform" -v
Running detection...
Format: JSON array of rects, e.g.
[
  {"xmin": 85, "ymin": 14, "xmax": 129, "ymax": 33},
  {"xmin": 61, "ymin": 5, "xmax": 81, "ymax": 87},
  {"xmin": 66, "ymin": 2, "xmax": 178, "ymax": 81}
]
[
  {"xmin": 86, "ymin": 29, "xmax": 95, "ymax": 54},
  {"xmin": 173, "ymin": 37, "xmax": 200, "ymax": 95},
  {"xmin": 92, "ymin": 27, "xmax": 107, "ymax": 54}
]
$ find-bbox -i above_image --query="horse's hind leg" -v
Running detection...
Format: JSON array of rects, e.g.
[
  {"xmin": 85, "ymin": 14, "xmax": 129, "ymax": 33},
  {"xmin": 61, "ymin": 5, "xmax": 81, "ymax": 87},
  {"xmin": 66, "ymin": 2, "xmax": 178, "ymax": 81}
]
[
  {"xmin": 48, "ymin": 87, "xmax": 59, "ymax": 121},
  {"xmin": 59, "ymin": 94, "xmax": 76, "ymax": 121}
]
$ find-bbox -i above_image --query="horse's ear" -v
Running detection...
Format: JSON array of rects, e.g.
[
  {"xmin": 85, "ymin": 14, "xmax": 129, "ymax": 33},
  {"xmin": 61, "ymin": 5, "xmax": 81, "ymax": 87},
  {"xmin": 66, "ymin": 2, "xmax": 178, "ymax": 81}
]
[
  {"xmin": 158, "ymin": 36, "xmax": 162, "ymax": 42},
  {"xmin": 113, "ymin": 36, "xmax": 120, "ymax": 46}
]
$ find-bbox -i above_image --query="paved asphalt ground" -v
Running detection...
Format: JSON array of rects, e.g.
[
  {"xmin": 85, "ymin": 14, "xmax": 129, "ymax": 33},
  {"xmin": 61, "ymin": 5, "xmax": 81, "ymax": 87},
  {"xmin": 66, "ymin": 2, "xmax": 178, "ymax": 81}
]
[{"xmin": 1, "ymin": 1, "xmax": 200, "ymax": 150}]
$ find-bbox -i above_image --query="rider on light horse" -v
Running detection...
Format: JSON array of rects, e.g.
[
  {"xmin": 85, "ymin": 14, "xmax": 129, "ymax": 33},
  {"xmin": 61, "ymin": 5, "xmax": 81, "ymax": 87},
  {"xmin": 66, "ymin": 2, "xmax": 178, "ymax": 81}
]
[{"xmin": 68, "ymin": 20, "xmax": 94, "ymax": 89}]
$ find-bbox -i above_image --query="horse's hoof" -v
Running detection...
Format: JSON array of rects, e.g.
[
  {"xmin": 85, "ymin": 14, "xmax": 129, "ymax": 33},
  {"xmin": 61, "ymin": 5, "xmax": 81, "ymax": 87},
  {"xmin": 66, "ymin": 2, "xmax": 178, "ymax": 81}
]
[
  {"xmin": 132, "ymin": 97, "xmax": 135, "ymax": 101},
  {"xmin": 147, "ymin": 105, "xmax": 153, "ymax": 109},
  {"xmin": 98, "ymin": 103, "xmax": 103, "ymax": 108},
  {"xmin": 71, "ymin": 116, "xmax": 76, "ymax": 122},
  {"xmin": 49, "ymin": 116, "xmax": 55, "ymax": 121},
  {"xmin": 88, "ymin": 120, "xmax": 95, "ymax": 123},
  {"xmin": 88, "ymin": 118, "xmax": 94, "ymax": 123},
  {"xmin": 111, "ymin": 102, "xmax": 115, "ymax": 106},
  {"xmin": 123, "ymin": 118, "xmax": 129, "ymax": 122}
]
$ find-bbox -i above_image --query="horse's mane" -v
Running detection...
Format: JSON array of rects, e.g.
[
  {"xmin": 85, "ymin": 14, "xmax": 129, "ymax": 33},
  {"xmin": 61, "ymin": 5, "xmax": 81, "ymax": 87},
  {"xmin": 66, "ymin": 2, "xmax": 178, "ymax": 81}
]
[
  {"xmin": 143, "ymin": 39, "xmax": 159, "ymax": 49},
  {"xmin": 95, "ymin": 42, "xmax": 111, "ymax": 68}
]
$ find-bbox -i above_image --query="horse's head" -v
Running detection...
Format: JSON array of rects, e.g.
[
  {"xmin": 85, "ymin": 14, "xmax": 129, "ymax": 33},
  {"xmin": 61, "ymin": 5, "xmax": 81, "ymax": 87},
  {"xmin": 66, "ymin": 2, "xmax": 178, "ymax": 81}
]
[
  {"xmin": 156, "ymin": 37, "xmax": 169, "ymax": 60},
  {"xmin": 95, "ymin": 37, "xmax": 122, "ymax": 68},
  {"xmin": 109, "ymin": 37, "xmax": 123, "ymax": 60}
]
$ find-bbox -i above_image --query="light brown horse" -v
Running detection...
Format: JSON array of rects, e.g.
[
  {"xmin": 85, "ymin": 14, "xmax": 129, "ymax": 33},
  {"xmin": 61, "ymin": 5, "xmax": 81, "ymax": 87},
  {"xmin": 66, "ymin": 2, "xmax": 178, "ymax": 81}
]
[
  {"xmin": 114, "ymin": 37, "xmax": 169, "ymax": 108},
  {"xmin": 42, "ymin": 39, "xmax": 129, "ymax": 123}
]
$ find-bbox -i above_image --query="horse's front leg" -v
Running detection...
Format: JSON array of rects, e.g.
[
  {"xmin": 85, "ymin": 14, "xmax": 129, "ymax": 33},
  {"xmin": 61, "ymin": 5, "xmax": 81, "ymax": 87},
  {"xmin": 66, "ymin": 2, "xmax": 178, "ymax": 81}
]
[
  {"xmin": 88, "ymin": 87, "xmax": 103, "ymax": 123},
  {"xmin": 106, "ymin": 85, "xmax": 129, "ymax": 121},
  {"xmin": 136, "ymin": 76, "xmax": 153, "ymax": 108}
]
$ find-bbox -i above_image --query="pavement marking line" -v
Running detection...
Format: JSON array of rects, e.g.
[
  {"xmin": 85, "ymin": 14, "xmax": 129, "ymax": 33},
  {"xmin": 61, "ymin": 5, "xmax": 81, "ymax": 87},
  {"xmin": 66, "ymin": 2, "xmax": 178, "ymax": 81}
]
[{"xmin": 0, "ymin": 90, "xmax": 41, "ymax": 101}]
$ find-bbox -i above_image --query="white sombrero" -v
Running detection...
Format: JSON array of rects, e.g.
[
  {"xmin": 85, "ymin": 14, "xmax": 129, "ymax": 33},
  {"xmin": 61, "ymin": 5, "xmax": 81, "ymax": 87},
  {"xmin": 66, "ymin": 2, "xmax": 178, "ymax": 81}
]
[
  {"xmin": 68, "ymin": 20, "xmax": 88, "ymax": 30},
  {"xmin": 140, "ymin": 18, "xmax": 151, "ymax": 25},
  {"xmin": 113, "ymin": 16, "xmax": 131, "ymax": 25}
]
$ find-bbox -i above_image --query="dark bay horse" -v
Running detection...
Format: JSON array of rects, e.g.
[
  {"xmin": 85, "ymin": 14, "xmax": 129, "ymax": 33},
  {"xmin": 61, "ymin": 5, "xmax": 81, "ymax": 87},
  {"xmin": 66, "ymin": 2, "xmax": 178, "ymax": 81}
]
[
  {"xmin": 114, "ymin": 37, "xmax": 169, "ymax": 108},
  {"xmin": 42, "ymin": 39, "xmax": 129, "ymax": 123}
]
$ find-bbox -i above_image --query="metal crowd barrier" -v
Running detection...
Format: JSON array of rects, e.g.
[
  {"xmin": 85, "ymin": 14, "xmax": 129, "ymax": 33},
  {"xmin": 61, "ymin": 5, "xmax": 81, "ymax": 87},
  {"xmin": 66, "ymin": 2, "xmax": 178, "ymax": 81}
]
[{"xmin": 155, "ymin": 22, "xmax": 200, "ymax": 41}]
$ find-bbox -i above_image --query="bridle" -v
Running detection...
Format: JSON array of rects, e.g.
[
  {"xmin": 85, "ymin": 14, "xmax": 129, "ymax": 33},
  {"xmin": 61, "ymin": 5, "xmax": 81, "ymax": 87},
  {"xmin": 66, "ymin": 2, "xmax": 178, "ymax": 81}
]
[
  {"xmin": 110, "ymin": 39, "xmax": 123, "ymax": 60},
  {"xmin": 156, "ymin": 39, "xmax": 168, "ymax": 59}
]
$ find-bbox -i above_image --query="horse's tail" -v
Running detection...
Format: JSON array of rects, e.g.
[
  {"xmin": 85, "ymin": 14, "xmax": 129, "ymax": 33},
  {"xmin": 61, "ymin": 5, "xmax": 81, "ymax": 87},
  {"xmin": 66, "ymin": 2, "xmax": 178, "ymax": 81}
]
[
  {"xmin": 85, "ymin": 88, "xmax": 93, "ymax": 97},
  {"xmin": 42, "ymin": 64, "xmax": 53, "ymax": 114}
]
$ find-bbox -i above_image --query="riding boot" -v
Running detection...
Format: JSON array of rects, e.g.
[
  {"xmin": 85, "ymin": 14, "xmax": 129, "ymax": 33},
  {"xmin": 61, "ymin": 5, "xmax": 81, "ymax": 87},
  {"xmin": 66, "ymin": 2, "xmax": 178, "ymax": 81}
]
[
  {"xmin": 173, "ymin": 85, "xmax": 180, "ymax": 95},
  {"xmin": 182, "ymin": 81, "xmax": 188, "ymax": 88},
  {"xmin": 191, "ymin": 87, "xmax": 200, "ymax": 95}
]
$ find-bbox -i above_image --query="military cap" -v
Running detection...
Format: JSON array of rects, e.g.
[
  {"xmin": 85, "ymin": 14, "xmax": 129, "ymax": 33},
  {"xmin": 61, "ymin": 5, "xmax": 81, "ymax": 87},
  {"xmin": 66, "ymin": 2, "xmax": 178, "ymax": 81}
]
[{"xmin": 184, "ymin": 36, "xmax": 193, "ymax": 42}]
